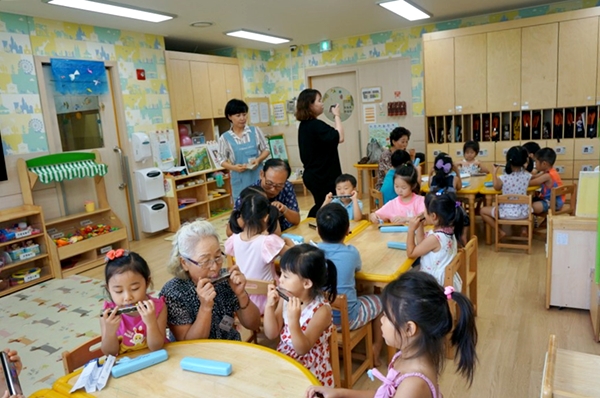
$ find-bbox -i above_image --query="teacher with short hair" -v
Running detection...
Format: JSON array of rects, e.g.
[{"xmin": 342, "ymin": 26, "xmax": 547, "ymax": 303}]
[{"xmin": 296, "ymin": 89, "xmax": 345, "ymax": 218}]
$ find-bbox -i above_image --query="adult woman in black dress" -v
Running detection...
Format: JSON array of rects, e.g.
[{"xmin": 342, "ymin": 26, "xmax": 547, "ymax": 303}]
[{"xmin": 296, "ymin": 89, "xmax": 345, "ymax": 217}]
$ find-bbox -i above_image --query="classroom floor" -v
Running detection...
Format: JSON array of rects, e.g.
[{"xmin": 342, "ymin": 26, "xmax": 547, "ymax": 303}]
[{"xmin": 4, "ymin": 190, "xmax": 599, "ymax": 397}]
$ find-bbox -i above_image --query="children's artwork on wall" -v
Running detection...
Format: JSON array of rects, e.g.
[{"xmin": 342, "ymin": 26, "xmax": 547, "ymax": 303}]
[
  {"xmin": 267, "ymin": 135, "xmax": 289, "ymax": 162},
  {"xmin": 181, "ymin": 145, "xmax": 213, "ymax": 174}
]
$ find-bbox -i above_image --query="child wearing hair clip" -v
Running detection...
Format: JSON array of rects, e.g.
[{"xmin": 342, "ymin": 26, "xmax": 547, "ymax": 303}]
[
  {"xmin": 430, "ymin": 153, "xmax": 462, "ymax": 192},
  {"xmin": 100, "ymin": 249, "xmax": 168, "ymax": 356},
  {"xmin": 307, "ymin": 271, "xmax": 477, "ymax": 398},
  {"xmin": 407, "ymin": 192, "xmax": 464, "ymax": 291}
]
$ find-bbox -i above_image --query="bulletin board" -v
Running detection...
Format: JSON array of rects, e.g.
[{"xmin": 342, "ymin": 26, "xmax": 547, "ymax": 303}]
[
  {"xmin": 245, "ymin": 97, "xmax": 271, "ymax": 127},
  {"xmin": 267, "ymin": 134, "xmax": 289, "ymax": 162}
]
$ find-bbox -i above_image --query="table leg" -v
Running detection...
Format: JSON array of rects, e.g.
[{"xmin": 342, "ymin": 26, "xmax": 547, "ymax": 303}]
[
  {"xmin": 468, "ymin": 195, "xmax": 476, "ymax": 239},
  {"xmin": 356, "ymin": 170, "xmax": 363, "ymax": 198},
  {"xmin": 485, "ymin": 195, "xmax": 493, "ymax": 245}
]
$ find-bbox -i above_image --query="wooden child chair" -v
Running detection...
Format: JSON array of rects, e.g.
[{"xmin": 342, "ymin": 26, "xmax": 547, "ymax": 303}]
[
  {"xmin": 443, "ymin": 251, "xmax": 465, "ymax": 360},
  {"xmin": 331, "ymin": 294, "xmax": 374, "ymax": 388},
  {"xmin": 370, "ymin": 189, "xmax": 384, "ymax": 210},
  {"xmin": 550, "ymin": 183, "xmax": 577, "ymax": 216},
  {"xmin": 328, "ymin": 327, "xmax": 341, "ymax": 388},
  {"xmin": 494, "ymin": 194, "xmax": 533, "ymax": 254},
  {"xmin": 463, "ymin": 236, "xmax": 478, "ymax": 316},
  {"xmin": 241, "ymin": 279, "xmax": 273, "ymax": 343},
  {"xmin": 62, "ymin": 335, "xmax": 103, "ymax": 374}
]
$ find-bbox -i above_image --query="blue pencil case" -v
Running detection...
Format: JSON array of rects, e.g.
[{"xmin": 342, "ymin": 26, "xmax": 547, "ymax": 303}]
[
  {"xmin": 462, "ymin": 181, "xmax": 470, "ymax": 187},
  {"xmin": 379, "ymin": 226, "xmax": 409, "ymax": 233},
  {"xmin": 484, "ymin": 181, "xmax": 493, "ymax": 188},
  {"xmin": 281, "ymin": 233, "xmax": 304, "ymax": 243},
  {"xmin": 387, "ymin": 241, "xmax": 407, "ymax": 250},
  {"xmin": 181, "ymin": 357, "xmax": 232, "ymax": 376},
  {"xmin": 111, "ymin": 349, "xmax": 168, "ymax": 378}
]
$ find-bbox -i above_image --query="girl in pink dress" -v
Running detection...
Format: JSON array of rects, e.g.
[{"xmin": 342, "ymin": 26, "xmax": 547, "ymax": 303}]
[
  {"xmin": 225, "ymin": 194, "xmax": 294, "ymax": 314},
  {"xmin": 264, "ymin": 245, "xmax": 337, "ymax": 386},
  {"xmin": 306, "ymin": 271, "xmax": 477, "ymax": 398},
  {"xmin": 100, "ymin": 250, "xmax": 168, "ymax": 356}
]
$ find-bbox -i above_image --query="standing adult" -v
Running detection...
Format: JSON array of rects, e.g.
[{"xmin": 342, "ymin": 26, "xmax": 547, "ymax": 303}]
[
  {"xmin": 376, "ymin": 127, "xmax": 413, "ymax": 190},
  {"xmin": 296, "ymin": 89, "xmax": 345, "ymax": 218},
  {"xmin": 234, "ymin": 159, "xmax": 300, "ymax": 231},
  {"xmin": 159, "ymin": 220, "xmax": 260, "ymax": 341},
  {"xmin": 218, "ymin": 99, "xmax": 271, "ymax": 199}
]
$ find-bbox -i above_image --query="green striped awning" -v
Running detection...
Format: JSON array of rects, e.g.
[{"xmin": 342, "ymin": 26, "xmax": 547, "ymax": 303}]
[{"xmin": 29, "ymin": 159, "xmax": 108, "ymax": 184}]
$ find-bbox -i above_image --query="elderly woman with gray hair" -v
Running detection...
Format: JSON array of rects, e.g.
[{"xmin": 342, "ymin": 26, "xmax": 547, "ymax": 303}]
[{"xmin": 159, "ymin": 220, "xmax": 260, "ymax": 341}]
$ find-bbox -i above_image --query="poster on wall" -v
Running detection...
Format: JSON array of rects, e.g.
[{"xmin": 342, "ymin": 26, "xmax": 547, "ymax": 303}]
[
  {"xmin": 322, "ymin": 86, "xmax": 354, "ymax": 123},
  {"xmin": 361, "ymin": 87, "xmax": 382, "ymax": 103},
  {"xmin": 368, "ymin": 123, "xmax": 399, "ymax": 148}
]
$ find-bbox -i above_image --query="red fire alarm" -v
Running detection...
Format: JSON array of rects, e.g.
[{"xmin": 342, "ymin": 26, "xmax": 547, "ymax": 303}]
[{"xmin": 136, "ymin": 69, "xmax": 146, "ymax": 80}]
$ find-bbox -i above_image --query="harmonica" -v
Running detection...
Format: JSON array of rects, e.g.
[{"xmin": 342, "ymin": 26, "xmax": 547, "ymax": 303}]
[
  {"xmin": 276, "ymin": 287, "xmax": 303, "ymax": 304},
  {"xmin": 210, "ymin": 272, "xmax": 231, "ymax": 285}
]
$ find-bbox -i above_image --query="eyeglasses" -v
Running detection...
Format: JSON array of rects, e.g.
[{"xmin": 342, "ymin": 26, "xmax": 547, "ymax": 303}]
[
  {"xmin": 182, "ymin": 253, "xmax": 224, "ymax": 269},
  {"xmin": 264, "ymin": 179, "xmax": 285, "ymax": 190}
]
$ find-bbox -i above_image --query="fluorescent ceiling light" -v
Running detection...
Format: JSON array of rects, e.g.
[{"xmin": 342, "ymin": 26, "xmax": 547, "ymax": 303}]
[
  {"xmin": 379, "ymin": 0, "xmax": 431, "ymax": 21},
  {"xmin": 226, "ymin": 30, "xmax": 290, "ymax": 44},
  {"xmin": 43, "ymin": 0, "xmax": 175, "ymax": 23}
]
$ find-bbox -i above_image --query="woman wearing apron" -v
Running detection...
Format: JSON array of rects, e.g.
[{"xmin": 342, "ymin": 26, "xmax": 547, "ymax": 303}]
[{"xmin": 218, "ymin": 99, "xmax": 271, "ymax": 199}]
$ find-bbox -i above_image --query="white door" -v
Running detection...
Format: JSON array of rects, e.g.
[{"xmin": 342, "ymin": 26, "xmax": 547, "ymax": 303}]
[
  {"xmin": 41, "ymin": 63, "xmax": 133, "ymax": 240},
  {"xmin": 309, "ymin": 72, "xmax": 361, "ymax": 181}
]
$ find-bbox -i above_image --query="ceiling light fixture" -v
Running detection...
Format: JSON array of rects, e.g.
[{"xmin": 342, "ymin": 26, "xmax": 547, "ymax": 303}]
[
  {"xmin": 225, "ymin": 30, "xmax": 290, "ymax": 45},
  {"xmin": 190, "ymin": 21, "xmax": 214, "ymax": 28},
  {"xmin": 42, "ymin": 0, "xmax": 176, "ymax": 23},
  {"xmin": 378, "ymin": 0, "xmax": 431, "ymax": 21}
]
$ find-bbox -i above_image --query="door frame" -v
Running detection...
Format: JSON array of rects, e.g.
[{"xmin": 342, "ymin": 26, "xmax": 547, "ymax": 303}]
[
  {"xmin": 305, "ymin": 65, "xmax": 363, "ymax": 158},
  {"xmin": 33, "ymin": 56, "xmax": 135, "ymax": 238}
]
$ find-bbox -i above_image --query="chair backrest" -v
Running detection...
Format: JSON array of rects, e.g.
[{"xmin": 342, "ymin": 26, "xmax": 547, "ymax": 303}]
[
  {"xmin": 62, "ymin": 335, "xmax": 103, "ymax": 374},
  {"xmin": 370, "ymin": 189, "xmax": 384, "ymax": 210},
  {"xmin": 443, "ymin": 251, "xmax": 464, "ymax": 290},
  {"xmin": 330, "ymin": 294, "xmax": 350, "ymax": 339},
  {"xmin": 550, "ymin": 183, "xmax": 577, "ymax": 216},
  {"xmin": 227, "ymin": 254, "xmax": 235, "ymax": 268},
  {"xmin": 495, "ymin": 194, "xmax": 533, "ymax": 222},
  {"xmin": 328, "ymin": 326, "xmax": 341, "ymax": 388},
  {"xmin": 541, "ymin": 335, "xmax": 557, "ymax": 398},
  {"xmin": 464, "ymin": 236, "xmax": 477, "ymax": 273},
  {"xmin": 245, "ymin": 279, "xmax": 273, "ymax": 296}
]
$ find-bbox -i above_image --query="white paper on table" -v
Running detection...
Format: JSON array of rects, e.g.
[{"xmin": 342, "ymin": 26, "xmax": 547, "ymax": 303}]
[{"xmin": 70, "ymin": 355, "xmax": 116, "ymax": 393}]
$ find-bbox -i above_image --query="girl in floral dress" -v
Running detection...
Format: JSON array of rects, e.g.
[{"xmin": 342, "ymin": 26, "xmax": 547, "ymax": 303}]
[{"xmin": 263, "ymin": 245, "xmax": 337, "ymax": 386}]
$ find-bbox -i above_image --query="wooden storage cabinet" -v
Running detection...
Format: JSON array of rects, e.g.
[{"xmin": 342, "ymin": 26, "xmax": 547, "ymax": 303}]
[
  {"xmin": 487, "ymin": 28, "xmax": 521, "ymax": 112},
  {"xmin": 45, "ymin": 208, "xmax": 128, "ymax": 277},
  {"xmin": 454, "ymin": 33, "xmax": 487, "ymax": 114},
  {"xmin": 424, "ymin": 38, "xmax": 455, "ymax": 115},
  {"xmin": 521, "ymin": 23, "xmax": 558, "ymax": 110},
  {"xmin": 0, "ymin": 205, "xmax": 54, "ymax": 297},
  {"xmin": 164, "ymin": 169, "xmax": 233, "ymax": 232}
]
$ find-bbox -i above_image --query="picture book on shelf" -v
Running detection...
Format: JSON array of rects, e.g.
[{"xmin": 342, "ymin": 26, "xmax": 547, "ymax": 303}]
[
  {"xmin": 206, "ymin": 141, "xmax": 223, "ymax": 169},
  {"xmin": 181, "ymin": 145, "xmax": 212, "ymax": 174}
]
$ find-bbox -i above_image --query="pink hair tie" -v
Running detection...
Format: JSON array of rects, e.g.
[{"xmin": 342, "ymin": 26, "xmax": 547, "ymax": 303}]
[
  {"xmin": 444, "ymin": 286, "xmax": 454, "ymax": 300},
  {"xmin": 105, "ymin": 248, "xmax": 127, "ymax": 261}
]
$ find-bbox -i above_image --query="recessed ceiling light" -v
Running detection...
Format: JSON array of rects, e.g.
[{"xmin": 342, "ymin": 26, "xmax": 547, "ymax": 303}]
[
  {"xmin": 42, "ymin": 0, "xmax": 176, "ymax": 23},
  {"xmin": 379, "ymin": 0, "xmax": 431, "ymax": 21},
  {"xmin": 190, "ymin": 21, "xmax": 214, "ymax": 28},
  {"xmin": 225, "ymin": 29, "xmax": 290, "ymax": 45}
]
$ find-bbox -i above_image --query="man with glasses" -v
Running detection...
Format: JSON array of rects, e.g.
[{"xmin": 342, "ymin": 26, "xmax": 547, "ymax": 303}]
[{"xmin": 233, "ymin": 159, "xmax": 300, "ymax": 231}]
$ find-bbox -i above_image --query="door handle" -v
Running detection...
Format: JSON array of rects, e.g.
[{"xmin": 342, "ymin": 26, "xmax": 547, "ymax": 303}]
[{"xmin": 113, "ymin": 146, "xmax": 127, "ymax": 190}]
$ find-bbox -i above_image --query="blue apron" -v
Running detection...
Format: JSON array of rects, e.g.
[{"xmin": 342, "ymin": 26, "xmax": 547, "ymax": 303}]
[{"xmin": 223, "ymin": 126, "xmax": 262, "ymax": 199}]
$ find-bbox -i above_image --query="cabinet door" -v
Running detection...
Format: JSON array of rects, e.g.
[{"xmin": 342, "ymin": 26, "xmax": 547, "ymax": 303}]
[
  {"xmin": 208, "ymin": 63, "xmax": 227, "ymax": 118},
  {"xmin": 189, "ymin": 61, "xmax": 213, "ymax": 119},
  {"xmin": 455, "ymin": 33, "xmax": 487, "ymax": 114},
  {"xmin": 522, "ymin": 23, "xmax": 558, "ymax": 109},
  {"xmin": 168, "ymin": 59, "xmax": 195, "ymax": 120},
  {"xmin": 488, "ymin": 29, "xmax": 521, "ymax": 112},
  {"xmin": 558, "ymin": 17, "xmax": 599, "ymax": 107},
  {"xmin": 224, "ymin": 64, "xmax": 242, "ymax": 101},
  {"xmin": 424, "ymin": 38, "xmax": 454, "ymax": 116}
]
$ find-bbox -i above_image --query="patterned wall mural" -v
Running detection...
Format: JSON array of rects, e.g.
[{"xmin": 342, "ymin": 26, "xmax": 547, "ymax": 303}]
[
  {"xmin": 235, "ymin": 0, "xmax": 600, "ymax": 125},
  {"xmin": 0, "ymin": 12, "xmax": 171, "ymax": 156}
]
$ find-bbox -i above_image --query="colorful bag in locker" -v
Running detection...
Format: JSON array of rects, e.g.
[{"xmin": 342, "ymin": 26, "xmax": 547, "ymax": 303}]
[
  {"xmin": 564, "ymin": 110, "xmax": 574, "ymax": 138},
  {"xmin": 553, "ymin": 111, "xmax": 563, "ymax": 139},
  {"xmin": 587, "ymin": 110, "xmax": 597, "ymax": 138}
]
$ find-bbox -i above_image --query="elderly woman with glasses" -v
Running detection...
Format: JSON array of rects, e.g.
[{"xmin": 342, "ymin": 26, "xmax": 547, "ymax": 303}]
[
  {"xmin": 233, "ymin": 158, "xmax": 300, "ymax": 231},
  {"xmin": 159, "ymin": 220, "xmax": 260, "ymax": 341}
]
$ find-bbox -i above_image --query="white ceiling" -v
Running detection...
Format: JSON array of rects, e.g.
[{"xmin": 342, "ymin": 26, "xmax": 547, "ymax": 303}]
[{"xmin": 0, "ymin": 0, "xmax": 566, "ymax": 52}]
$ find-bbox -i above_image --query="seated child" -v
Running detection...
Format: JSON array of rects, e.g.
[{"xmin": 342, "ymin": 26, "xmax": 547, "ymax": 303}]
[
  {"xmin": 321, "ymin": 174, "xmax": 363, "ymax": 221},
  {"xmin": 430, "ymin": 153, "xmax": 462, "ymax": 192},
  {"xmin": 316, "ymin": 203, "xmax": 384, "ymax": 366},
  {"xmin": 457, "ymin": 140, "xmax": 489, "ymax": 175},
  {"xmin": 226, "ymin": 186, "xmax": 281, "ymax": 237},
  {"xmin": 263, "ymin": 245, "xmax": 337, "ymax": 386},
  {"xmin": 529, "ymin": 147, "xmax": 564, "ymax": 215},
  {"xmin": 370, "ymin": 163, "xmax": 425, "ymax": 225},
  {"xmin": 522, "ymin": 141, "xmax": 541, "ymax": 174},
  {"xmin": 380, "ymin": 149, "xmax": 415, "ymax": 204}
]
